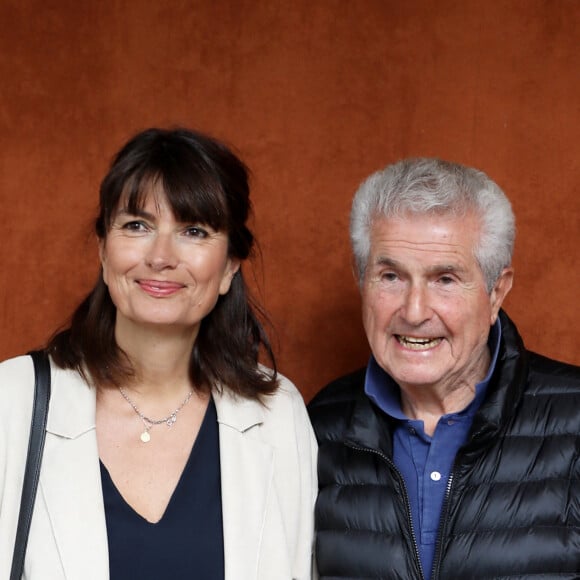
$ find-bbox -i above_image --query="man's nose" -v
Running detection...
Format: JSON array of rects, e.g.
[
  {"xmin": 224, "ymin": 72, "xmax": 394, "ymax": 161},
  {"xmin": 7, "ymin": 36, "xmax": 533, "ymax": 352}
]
[{"xmin": 401, "ymin": 282, "xmax": 432, "ymax": 325}]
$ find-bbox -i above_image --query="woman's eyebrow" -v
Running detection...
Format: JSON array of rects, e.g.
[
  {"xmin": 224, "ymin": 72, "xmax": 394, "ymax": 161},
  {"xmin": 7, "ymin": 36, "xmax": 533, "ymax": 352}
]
[{"xmin": 116, "ymin": 207, "xmax": 157, "ymax": 221}]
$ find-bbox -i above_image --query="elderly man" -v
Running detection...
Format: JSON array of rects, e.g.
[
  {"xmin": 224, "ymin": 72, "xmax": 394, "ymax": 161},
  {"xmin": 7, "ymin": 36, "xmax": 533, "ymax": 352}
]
[{"xmin": 309, "ymin": 159, "xmax": 580, "ymax": 579}]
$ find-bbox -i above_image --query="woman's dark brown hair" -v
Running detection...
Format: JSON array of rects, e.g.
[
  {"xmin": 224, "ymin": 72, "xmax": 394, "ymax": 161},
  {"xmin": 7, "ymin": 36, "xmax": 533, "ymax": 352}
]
[{"xmin": 48, "ymin": 128, "xmax": 278, "ymax": 399}]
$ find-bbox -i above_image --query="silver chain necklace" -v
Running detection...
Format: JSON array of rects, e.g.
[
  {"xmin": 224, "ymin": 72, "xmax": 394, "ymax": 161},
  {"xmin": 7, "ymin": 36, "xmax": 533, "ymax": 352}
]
[{"xmin": 118, "ymin": 386, "xmax": 194, "ymax": 443}]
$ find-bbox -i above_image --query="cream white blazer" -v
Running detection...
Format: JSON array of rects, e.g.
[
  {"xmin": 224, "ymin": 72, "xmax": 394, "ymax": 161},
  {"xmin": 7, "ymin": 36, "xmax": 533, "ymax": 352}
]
[{"xmin": 0, "ymin": 355, "xmax": 317, "ymax": 579}]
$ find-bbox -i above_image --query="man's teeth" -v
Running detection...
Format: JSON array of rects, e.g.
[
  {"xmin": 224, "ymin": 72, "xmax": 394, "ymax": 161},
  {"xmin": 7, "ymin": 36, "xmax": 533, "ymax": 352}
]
[{"xmin": 397, "ymin": 336, "xmax": 442, "ymax": 350}]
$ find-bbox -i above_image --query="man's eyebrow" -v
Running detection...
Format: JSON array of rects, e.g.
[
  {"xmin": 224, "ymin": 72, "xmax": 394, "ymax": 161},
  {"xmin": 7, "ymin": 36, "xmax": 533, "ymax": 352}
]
[
  {"xmin": 425, "ymin": 263, "xmax": 467, "ymax": 275},
  {"xmin": 374, "ymin": 256, "xmax": 467, "ymax": 275},
  {"xmin": 374, "ymin": 256, "xmax": 400, "ymax": 268}
]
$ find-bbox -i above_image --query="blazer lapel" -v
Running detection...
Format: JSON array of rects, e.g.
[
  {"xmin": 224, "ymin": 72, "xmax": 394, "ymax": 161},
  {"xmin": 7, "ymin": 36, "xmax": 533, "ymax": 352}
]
[
  {"xmin": 38, "ymin": 371, "xmax": 275, "ymax": 579},
  {"xmin": 214, "ymin": 390, "xmax": 273, "ymax": 580},
  {"xmin": 39, "ymin": 367, "xmax": 109, "ymax": 579}
]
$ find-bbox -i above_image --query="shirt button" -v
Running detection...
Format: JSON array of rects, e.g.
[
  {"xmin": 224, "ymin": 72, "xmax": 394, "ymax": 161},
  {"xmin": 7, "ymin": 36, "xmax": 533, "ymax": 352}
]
[
  {"xmin": 408, "ymin": 427, "xmax": 416, "ymax": 435},
  {"xmin": 430, "ymin": 471, "xmax": 442, "ymax": 481}
]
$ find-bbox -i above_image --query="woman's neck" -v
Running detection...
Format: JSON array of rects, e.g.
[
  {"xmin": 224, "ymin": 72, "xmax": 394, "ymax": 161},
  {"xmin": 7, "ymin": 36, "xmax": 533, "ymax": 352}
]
[{"xmin": 114, "ymin": 321, "xmax": 198, "ymax": 396}]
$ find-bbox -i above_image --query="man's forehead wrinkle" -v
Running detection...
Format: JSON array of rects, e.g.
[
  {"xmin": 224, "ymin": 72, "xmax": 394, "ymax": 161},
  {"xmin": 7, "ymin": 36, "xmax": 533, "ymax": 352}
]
[
  {"xmin": 372, "ymin": 248, "xmax": 469, "ymax": 273},
  {"xmin": 372, "ymin": 240, "xmax": 466, "ymax": 258},
  {"xmin": 374, "ymin": 254, "xmax": 466, "ymax": 271},
  {"xmin": 371, "ymin": 231, "xmax": 464, "ymax": 245}
]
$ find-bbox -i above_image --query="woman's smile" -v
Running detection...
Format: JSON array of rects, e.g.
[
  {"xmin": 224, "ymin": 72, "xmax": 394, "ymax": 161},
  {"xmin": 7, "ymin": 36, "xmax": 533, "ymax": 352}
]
[{"xmin": 137, "ymin": 279, "xmax": 186, "ymax": 298}]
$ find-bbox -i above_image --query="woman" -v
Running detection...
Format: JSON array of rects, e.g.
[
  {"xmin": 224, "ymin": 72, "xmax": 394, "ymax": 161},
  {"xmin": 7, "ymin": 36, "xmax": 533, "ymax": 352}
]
[{"xmin": 0, "ymin": 128, "xmax": 317, "ymax": 579}]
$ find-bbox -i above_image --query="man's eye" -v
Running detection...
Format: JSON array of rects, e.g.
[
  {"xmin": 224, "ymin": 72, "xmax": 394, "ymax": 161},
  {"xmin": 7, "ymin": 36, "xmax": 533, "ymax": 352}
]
[
  {"xmin": 439, "ymin": 275, "xmax": 455, "ymax": 285},
  {"xmin": 381, "ymin": 272, "xmax": 398, "ymax": 282}
]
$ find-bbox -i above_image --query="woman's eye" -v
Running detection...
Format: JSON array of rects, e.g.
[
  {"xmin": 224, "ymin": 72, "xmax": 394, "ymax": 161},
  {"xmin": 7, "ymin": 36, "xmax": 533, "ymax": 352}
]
[
  {"xmin": 185, "ymin": 226, "xmax": 208, "ymax": 238},
  {"xmin": 122, "ymin": 220, "xmax": 147, "ymax": 232}
]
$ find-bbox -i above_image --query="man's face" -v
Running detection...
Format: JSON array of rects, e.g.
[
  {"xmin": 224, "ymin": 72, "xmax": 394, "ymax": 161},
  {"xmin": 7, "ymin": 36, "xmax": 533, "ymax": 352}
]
[{"xmin": 361, "ymin": 211, "xmax": 513, "ymax": 395}]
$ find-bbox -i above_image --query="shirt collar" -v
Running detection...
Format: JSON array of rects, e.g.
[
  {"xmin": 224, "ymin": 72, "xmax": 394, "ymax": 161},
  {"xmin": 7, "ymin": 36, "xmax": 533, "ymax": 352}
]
[{"xmin": 364, "ymin": 319, "xmax": 502, "ymax": 420}]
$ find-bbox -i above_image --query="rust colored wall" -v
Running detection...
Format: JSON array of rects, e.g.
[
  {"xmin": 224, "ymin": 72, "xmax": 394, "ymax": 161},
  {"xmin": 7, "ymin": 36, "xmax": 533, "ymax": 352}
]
[{"xmin": 0, "ymin": 1, "xmax": 578, "ymax": 401}]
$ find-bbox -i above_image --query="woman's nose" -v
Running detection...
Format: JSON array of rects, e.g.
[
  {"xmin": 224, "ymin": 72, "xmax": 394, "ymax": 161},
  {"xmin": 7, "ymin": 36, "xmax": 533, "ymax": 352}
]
[{"xmin": 145, "ymin": 234, "xmax": 178, "ymax": 270}]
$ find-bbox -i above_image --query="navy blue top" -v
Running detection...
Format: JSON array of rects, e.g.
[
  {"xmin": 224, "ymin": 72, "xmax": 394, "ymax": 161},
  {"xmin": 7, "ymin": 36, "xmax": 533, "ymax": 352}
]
[
  {"xmin": 364, "ymin": 321, "xmax": 501, "ymax": 580},
  {"xmin": 100, "ymin": 398, "xmax": 224, "ymax": 580}
]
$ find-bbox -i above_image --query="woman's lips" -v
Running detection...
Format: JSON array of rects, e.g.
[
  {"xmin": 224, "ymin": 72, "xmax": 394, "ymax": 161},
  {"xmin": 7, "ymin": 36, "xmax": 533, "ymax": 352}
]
[{"xmin": 137, "ymin": 279, "xmax": 185, "ymax": 297}]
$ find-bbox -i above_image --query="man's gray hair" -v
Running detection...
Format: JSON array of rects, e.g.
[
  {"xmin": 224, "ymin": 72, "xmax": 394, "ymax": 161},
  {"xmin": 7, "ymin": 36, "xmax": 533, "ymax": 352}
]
[{"xmin": 350, "ymin": 158, "xmax": 515, "ymax": 292}]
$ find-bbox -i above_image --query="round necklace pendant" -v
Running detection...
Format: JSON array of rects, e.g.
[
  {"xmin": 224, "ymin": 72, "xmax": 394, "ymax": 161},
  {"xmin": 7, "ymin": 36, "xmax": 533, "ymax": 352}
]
[{"xmin": 140, "ymin": 430, "xmax": 151, "ymax": 443}]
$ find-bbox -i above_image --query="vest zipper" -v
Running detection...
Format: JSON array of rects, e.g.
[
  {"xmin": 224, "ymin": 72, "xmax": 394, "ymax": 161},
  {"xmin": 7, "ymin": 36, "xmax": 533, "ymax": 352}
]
[
  {"xmin": 430, "ymin": 470, "xmax": 454, "ymax": 580},
  {"xmin": 345, "ymin": 441, "xmax": 425, "ymax": 580}
]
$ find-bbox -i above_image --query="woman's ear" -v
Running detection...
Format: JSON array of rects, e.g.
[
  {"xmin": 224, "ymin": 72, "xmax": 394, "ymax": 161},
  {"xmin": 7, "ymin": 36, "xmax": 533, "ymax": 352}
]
[
  {"xmin": 219, "ymin": 259, "xmax": 241, "ymax": 296},
  {"xmin": 98, "ymin": 238, "xmax": 108, "ymax": 285},
  {"xmin": 98, "ymin": 239, "xmax": 105, "ymax": 263}
]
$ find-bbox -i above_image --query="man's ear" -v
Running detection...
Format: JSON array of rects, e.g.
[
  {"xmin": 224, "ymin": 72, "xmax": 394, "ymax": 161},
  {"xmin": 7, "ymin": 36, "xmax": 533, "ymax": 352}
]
[
  {"xmin": 351, "ymin": 257, "xmax": 362, "ymax": 288},
  {"xmin": 490, "ymin": 267, "xmax": 514, "ymax": 324}
]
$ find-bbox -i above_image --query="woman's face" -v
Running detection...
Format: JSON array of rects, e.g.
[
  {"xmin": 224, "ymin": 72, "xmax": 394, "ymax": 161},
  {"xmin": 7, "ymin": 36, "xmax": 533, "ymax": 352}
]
[{"xmin": 99, "ymin": 186, "xmax": 239, "ymax": 341}]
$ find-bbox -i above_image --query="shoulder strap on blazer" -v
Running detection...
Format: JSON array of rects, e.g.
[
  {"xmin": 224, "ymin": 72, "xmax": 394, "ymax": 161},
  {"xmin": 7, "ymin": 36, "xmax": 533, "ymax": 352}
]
[{"xmin": 10, "ymin": 350, "xmax": 52, "ymax": 580}]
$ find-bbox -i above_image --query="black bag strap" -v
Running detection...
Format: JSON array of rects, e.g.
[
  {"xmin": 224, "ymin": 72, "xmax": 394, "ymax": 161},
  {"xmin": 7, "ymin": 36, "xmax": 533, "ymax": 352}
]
[{"xmin": 10, "ymin": 350, "xmax": 51, "ymax": 580}]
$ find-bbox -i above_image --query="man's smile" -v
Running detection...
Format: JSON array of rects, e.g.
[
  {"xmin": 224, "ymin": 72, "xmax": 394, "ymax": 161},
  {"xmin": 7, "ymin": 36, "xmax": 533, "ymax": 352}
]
[{"xmin": 395, "ymin": 335, "xmax": 443, "ymax": 350}]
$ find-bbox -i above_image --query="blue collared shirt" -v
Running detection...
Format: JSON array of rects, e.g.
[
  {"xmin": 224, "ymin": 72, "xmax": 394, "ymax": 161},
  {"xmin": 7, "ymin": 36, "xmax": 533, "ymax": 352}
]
[{"xmin": 364, "ymin": 321, "xmax": 501, "ymax": 580}]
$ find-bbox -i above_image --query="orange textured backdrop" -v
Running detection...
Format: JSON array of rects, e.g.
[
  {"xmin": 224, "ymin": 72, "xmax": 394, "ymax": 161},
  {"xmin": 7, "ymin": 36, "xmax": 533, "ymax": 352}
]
[{"xmin": 0, "ymin": 0, "xmax": 578, "ymax": 402}]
